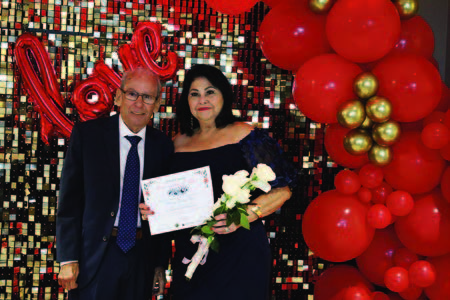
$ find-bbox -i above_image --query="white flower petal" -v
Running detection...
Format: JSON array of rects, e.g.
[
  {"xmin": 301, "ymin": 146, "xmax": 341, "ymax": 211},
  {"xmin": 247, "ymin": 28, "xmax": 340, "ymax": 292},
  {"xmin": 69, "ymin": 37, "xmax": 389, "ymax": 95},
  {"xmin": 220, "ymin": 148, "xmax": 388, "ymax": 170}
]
[
  {"xmin": 254, "ymin": 164, "xmax": 276, "ymax": 182},
  {"xmin": 251, "ymin": 180, "xmax": 272, "ymax": 193}
]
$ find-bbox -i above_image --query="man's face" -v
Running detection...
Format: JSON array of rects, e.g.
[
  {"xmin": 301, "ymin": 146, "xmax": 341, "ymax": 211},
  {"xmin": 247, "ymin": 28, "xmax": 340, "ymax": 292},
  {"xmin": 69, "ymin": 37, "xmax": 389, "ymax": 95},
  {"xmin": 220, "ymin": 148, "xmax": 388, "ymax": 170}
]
[{"xmin": 115, "ymin": 73, "xmax": 160, "ymax": 133}]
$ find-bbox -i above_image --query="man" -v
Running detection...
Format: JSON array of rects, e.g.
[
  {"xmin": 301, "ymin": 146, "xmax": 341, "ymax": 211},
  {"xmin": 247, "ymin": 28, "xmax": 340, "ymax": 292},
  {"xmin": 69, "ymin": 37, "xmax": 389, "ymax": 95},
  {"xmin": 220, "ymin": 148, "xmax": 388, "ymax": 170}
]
[{"xmin": 56, "ymin": 67, "xmax": 173, "ymax": 299}]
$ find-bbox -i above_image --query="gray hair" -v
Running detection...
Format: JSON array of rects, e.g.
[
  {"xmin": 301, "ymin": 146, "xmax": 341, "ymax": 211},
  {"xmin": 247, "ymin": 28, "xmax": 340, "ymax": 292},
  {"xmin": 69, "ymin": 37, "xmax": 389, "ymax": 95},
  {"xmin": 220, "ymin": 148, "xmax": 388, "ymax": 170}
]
[{"xmin": 120, "ymin": 67, "xmax": 162, "ymax": 98}]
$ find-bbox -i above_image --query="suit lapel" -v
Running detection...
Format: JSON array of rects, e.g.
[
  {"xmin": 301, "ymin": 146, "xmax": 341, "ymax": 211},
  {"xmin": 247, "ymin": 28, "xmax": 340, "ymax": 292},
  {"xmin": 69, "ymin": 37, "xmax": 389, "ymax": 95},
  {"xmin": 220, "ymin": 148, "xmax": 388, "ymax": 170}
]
[{"xmin": 103, "ymin": 114, "xmax": 121, "ymax": 205}]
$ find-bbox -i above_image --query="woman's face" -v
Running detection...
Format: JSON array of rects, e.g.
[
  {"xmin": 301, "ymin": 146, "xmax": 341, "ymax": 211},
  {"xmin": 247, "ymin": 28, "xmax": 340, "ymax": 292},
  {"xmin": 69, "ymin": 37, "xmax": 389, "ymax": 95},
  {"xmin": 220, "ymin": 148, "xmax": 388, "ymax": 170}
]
[{"xmin": 188, "ymin": 77, "xmax": 224, "ymax": 125}]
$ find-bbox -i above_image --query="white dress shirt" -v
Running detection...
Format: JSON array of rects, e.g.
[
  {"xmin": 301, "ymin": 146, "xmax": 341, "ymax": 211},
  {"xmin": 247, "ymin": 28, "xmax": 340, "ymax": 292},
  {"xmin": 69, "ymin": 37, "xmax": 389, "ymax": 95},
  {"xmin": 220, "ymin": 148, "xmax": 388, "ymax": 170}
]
[{"xmin": 114, "ymin": 115, "xmax": 146, "ymax": 228}]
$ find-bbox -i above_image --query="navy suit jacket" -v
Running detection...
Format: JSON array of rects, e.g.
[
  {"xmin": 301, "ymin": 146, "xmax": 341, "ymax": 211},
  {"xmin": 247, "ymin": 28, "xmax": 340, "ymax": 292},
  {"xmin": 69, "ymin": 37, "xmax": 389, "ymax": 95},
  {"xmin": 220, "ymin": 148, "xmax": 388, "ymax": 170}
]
[{"xmin": 56, "ymin": 114, "xmax": 174, "ymax": 288}]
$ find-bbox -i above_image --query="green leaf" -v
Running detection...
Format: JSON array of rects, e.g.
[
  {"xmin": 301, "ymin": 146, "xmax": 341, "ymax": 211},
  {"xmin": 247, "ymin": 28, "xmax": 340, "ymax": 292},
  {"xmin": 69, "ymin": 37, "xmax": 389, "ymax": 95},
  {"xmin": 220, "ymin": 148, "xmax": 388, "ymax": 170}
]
[
  {"xmin": 240, "ymin": 213, "xmax": 250, "ymax": 230},
  {"xmin": 206, "ymin": 219, "xmax": 217, "ymax": 228},
  {"xmin": 214, "ymin": 203, "xmax": 226, "ymax": 216},
  {"xmin": 210, "ymin": 238, "xmax": 220, "ymax": 253},
  {"xmin": 201, "ymin": 226, "xmax": 214, "ymax": 235},
  {"xmin": 190, "ymin": 225, "xmax": 202, "ymax": 235},
  {"xmin": 228, "ymin": 209, "xmax": 240, "ymax": 226},
  {"xmin": 236, "ymin": 211, "xmax": 242, "ymax": 225},
  {"xmin": 238, "ymin": 207, "xmax": 249, "ymax": 216}
]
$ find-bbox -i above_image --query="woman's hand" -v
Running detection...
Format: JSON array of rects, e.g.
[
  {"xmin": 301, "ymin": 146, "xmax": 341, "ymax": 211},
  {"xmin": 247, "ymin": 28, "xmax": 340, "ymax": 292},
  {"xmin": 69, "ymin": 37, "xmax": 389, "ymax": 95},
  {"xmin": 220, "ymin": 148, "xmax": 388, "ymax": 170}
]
[
  {"xmin": 212, "ymin": 213, "xmax": 239, "ymax": 234},
  {"xmin": 139, "ymin": 203, "xmax": 154, "ymax": 220}
]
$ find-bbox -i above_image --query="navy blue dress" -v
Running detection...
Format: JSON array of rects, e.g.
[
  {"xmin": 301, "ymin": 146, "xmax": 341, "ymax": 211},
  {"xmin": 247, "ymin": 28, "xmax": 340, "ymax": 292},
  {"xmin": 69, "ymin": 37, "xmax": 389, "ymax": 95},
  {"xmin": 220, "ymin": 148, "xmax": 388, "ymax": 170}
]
[{"xmin": 169, "ymin": 129, "xmax": 297, "ymax": 300}]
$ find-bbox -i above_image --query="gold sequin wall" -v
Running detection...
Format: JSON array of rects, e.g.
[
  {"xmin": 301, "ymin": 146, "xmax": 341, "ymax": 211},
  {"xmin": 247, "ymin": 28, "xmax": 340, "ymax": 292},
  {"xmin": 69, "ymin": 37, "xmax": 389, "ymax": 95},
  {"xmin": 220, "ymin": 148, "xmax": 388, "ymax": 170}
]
[{"xmin": 0, "ymin": 0, "xmax": 338, "ymax": 299}]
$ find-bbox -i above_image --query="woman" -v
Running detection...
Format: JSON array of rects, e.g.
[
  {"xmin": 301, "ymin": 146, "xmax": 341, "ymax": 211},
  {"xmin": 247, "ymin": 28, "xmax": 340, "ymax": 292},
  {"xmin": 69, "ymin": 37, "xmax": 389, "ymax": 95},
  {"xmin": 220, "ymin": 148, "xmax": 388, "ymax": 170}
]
[{"xmin": 141, "ymin": 64, "xmax": 297, "ymax": 299}]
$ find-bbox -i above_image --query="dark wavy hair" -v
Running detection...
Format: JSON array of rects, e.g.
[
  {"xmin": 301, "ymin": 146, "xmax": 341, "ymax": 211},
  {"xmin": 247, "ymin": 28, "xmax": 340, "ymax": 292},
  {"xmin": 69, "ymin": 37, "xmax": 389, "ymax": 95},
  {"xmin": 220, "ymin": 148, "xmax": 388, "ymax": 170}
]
[{"xmin": 177, "ymin": 64, "xmax": 238, "ymax": 136}]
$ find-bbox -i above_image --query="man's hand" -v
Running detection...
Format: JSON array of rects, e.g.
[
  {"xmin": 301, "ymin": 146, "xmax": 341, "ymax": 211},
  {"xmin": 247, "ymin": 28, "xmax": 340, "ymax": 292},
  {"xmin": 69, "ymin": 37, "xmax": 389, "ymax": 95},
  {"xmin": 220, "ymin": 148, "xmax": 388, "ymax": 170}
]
[
  {"xmin": 58, "ymin": 262, "xmax": 79, "ymax": 290},
  {"xmin": 139, "ymin": 203, "xmax": 154, "ymax": 221},
  {"xmin": 153, "ymin": 267, "xmax": 166, "ymax": 295}
]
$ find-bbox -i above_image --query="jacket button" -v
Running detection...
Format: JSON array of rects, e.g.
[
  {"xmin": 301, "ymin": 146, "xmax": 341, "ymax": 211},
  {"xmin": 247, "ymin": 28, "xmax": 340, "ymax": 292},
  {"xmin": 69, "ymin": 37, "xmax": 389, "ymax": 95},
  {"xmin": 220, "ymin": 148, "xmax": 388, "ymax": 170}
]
[
  {"xmin": 103, "ymin": 236, "xmax": 108, "ymax": 242},
  {"xmin": 111, "ymin": 211, "xmax": 115, "ymax": 217}
]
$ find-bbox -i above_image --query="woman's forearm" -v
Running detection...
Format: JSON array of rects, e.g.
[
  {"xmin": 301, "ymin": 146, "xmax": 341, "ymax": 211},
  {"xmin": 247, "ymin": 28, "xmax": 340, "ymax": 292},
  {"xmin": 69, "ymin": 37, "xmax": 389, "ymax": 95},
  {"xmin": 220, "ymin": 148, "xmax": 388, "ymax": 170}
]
[{"xmin": 247, "ymin": 186, "xmax": 292, "ymax": 222}]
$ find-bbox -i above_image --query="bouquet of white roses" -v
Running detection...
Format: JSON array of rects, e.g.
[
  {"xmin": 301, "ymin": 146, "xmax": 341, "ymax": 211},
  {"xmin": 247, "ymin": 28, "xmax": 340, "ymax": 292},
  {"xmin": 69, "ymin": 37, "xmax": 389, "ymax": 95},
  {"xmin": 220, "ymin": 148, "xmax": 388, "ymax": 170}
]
[{"xmin": 183, "ymin": 163, "xmax": 276, "ymax": 280}]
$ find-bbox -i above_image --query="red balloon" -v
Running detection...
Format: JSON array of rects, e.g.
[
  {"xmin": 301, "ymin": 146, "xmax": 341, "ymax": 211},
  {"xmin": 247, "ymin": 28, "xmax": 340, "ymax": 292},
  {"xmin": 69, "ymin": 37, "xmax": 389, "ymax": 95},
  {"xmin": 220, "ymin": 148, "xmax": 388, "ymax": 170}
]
[
  {"xmin": 384, "ymin": 267, "xmax": 409, "ymax": 293},
  {"xmin": 372, "ymin": 54, "xmax": 442, "ymax": 122},
  {"xmin": 390, "ymin": 16, "xmax": 435, "ymax": 59},
  {"xmin": 356, "ymin": 226, "xmax": 403, "ymax": 286},
  {"xmin": 372, "ymin": 182, "xmax": 393, "ymax": 204},
  {"xmin": 367, "ymin": 204, "xmax": 392, "ymax": 229},
  {"xmin": 258, "ymin": 0, "xmax": 330, "ymax": 71},
  {"xmin": 423, "ymin": 111, "xmax": 446, "ymax": 127},
  {"xmin": 358, "ymin": 187, "xmax": 373, "ymax": 204},
  {"xmin": 425, "ymin": 254, "xmax": 450, "ymax": 299},
  {"xmin": 326, "ymin": 0, "xmax": 401, "ymax": 63},
  {"xmin": 440, "ymin": 143, "xmax": 450, "ymax": 161},
  {"xmin": 14, "ymin": 33, "xmax": 74, "ymax": 144},
  {"xmin": 314, "ymin": 265, "xmax": 374, "ymax": 300},
  {"xmin": 434, "ymin": 82, "xmax": 450, "ymax": 112},
  {"xmin": 72, "ymin": 72, "xmax": 114, "ymax": 122},
  {"xmin": 421, "ymin": 123, "xmax": 450, "ymax": 149},
  {"xmin": 14, "ymin": 22, "xmax": 179, "ymax": 146},
  {"xmin": 408, "ymin": 261, "xmax": 436, "ymax": 288},
  {"xmin": 359, "ymin": 164, "xmax": 384, "ymax": 189},
  {"xmin": 398, "ymin": 284, "xmax": 424, "ymax": 300},
  {"xmin": 335, "ymin": 170, "xmax": 362, "ymax": 195},
  {"xmin": 293, "ymin": 54, "xmax": 362, "ymax": 123},
  {"xmin": 302, "ymin": 190, "xmax": 375, "ymax": 262},
  {"xmin": 393, "ymin": 248, "xmax": 419, "ymax": 269},
  {"xmin": 371, "ymin": 292, "xmax": 390, "ymax": 300},
  {"xmin": 130, "ymin": 22, "xmax": 178, "ymax": 80},
  {"xmin": 444, "ymin": 109, "xmax": 450, "ymax": 128},
  {"xmin": 386, "ymin": 191, "xmax": 414, "ymax": 216},
  {"xmin": 204, "ymin": 0, "xmax": 258, "ymax": 15},
  {"xmin": 383, "ymin": 131, "xmax": 446, "ymax": 194},
  {"xmin": 395, "ymin": 190, "xmax": 450, "ymax": 256},
  {"xmin": 344, "ymin": 286, "xmax": 372, "ymax": 300},
  {"xmin": 325, "ymin": 124, "xmax": 370, "ymax": 168},
  {"xmin": 441, "ymin": 167, "xmax": 450, "ymax": 203}
]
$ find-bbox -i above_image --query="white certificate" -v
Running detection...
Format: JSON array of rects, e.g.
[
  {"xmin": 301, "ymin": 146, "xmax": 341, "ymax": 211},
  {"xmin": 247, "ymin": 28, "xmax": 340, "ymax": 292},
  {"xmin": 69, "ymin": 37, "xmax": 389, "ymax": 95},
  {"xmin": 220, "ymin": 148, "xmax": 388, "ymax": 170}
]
[{"xmin": 141, "ymin": 166, "xmax": 214, "ymax": 235}]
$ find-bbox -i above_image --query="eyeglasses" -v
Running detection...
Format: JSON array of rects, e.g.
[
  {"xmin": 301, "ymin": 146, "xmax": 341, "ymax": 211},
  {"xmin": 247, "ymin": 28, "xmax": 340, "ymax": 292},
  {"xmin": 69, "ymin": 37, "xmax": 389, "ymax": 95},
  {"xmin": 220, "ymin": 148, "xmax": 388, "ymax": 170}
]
[{"xmin": 119, "ymin": 88, "xmax": 158, "ymax": 105}]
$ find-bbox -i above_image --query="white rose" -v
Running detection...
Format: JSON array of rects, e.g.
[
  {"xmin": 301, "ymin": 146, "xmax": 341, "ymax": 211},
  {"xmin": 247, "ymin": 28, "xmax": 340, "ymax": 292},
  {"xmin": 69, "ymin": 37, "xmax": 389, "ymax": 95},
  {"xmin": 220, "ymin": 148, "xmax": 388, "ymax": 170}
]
[
  {"xmin": 212, "ymin": 196, "xmax": 225, "ymax": 211},
  {"xmin": 225, "ymin": 197, "xmax": 238, "ymax": 209},
  {"xmin": 222, "ymin": 173, "xmax": 249, "ymax": 196},
  {"xmin": 232, "ymin": 170, "xmax": 250, "ymax": 189},
  {"xmin": 233, "ymin": 188, "xmax": 251, "ymax": 204},
  {"xmin": 225, "ymin": 189, "xmax": 251, "ymax": 209},
  {"xmin": 250, "ymin": 179, "xmax": 271, "ymax": 193},
  {"xmin": 251, "ymin": 164, "xmax": 276, "ymax": 182}
]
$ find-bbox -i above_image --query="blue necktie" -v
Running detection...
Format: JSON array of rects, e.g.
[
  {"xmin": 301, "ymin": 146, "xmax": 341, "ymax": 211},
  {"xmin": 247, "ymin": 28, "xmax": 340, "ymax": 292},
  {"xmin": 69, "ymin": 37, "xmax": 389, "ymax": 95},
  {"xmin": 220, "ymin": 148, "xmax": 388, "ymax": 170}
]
[{"xmin": 117, "ymin": 135, "xmax": 141, "ymax": 253}]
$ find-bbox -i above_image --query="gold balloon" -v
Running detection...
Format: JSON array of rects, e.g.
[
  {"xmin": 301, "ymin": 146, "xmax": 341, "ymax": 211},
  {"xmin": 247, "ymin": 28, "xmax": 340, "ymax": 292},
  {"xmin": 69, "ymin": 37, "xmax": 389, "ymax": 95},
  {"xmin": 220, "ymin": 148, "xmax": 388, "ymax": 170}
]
[
  {"xmin": 372, "ymin": 121, "xmax": 401, "ymax": 146},
  {"xmin": 365, "ymin": 96, "xmax": 392, "ymax": 123},
  {"xmin": 353, "ymin": 72, "xmax": 379, "ymax": 99},
  {"xmin": 337, "ymin": 100, "xmax": 366, "ymax": 129},
  {"xmin": 359, "ymin": 115, "xmax": 374, "ymax": 130},
  {"xmin": 369, "ymin": 144, "xmax": 393, "ymax": 166},
  {"xmin": 392, "ymin": 0, "xmax": 419, "ymax": 19},
  {"xmin": 344, "ymin": 129, "xmax": 373, "ymax": 155},
  {"xmin": 309, "ymin": 0, "xmax": 335, "ymax": 14}
]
